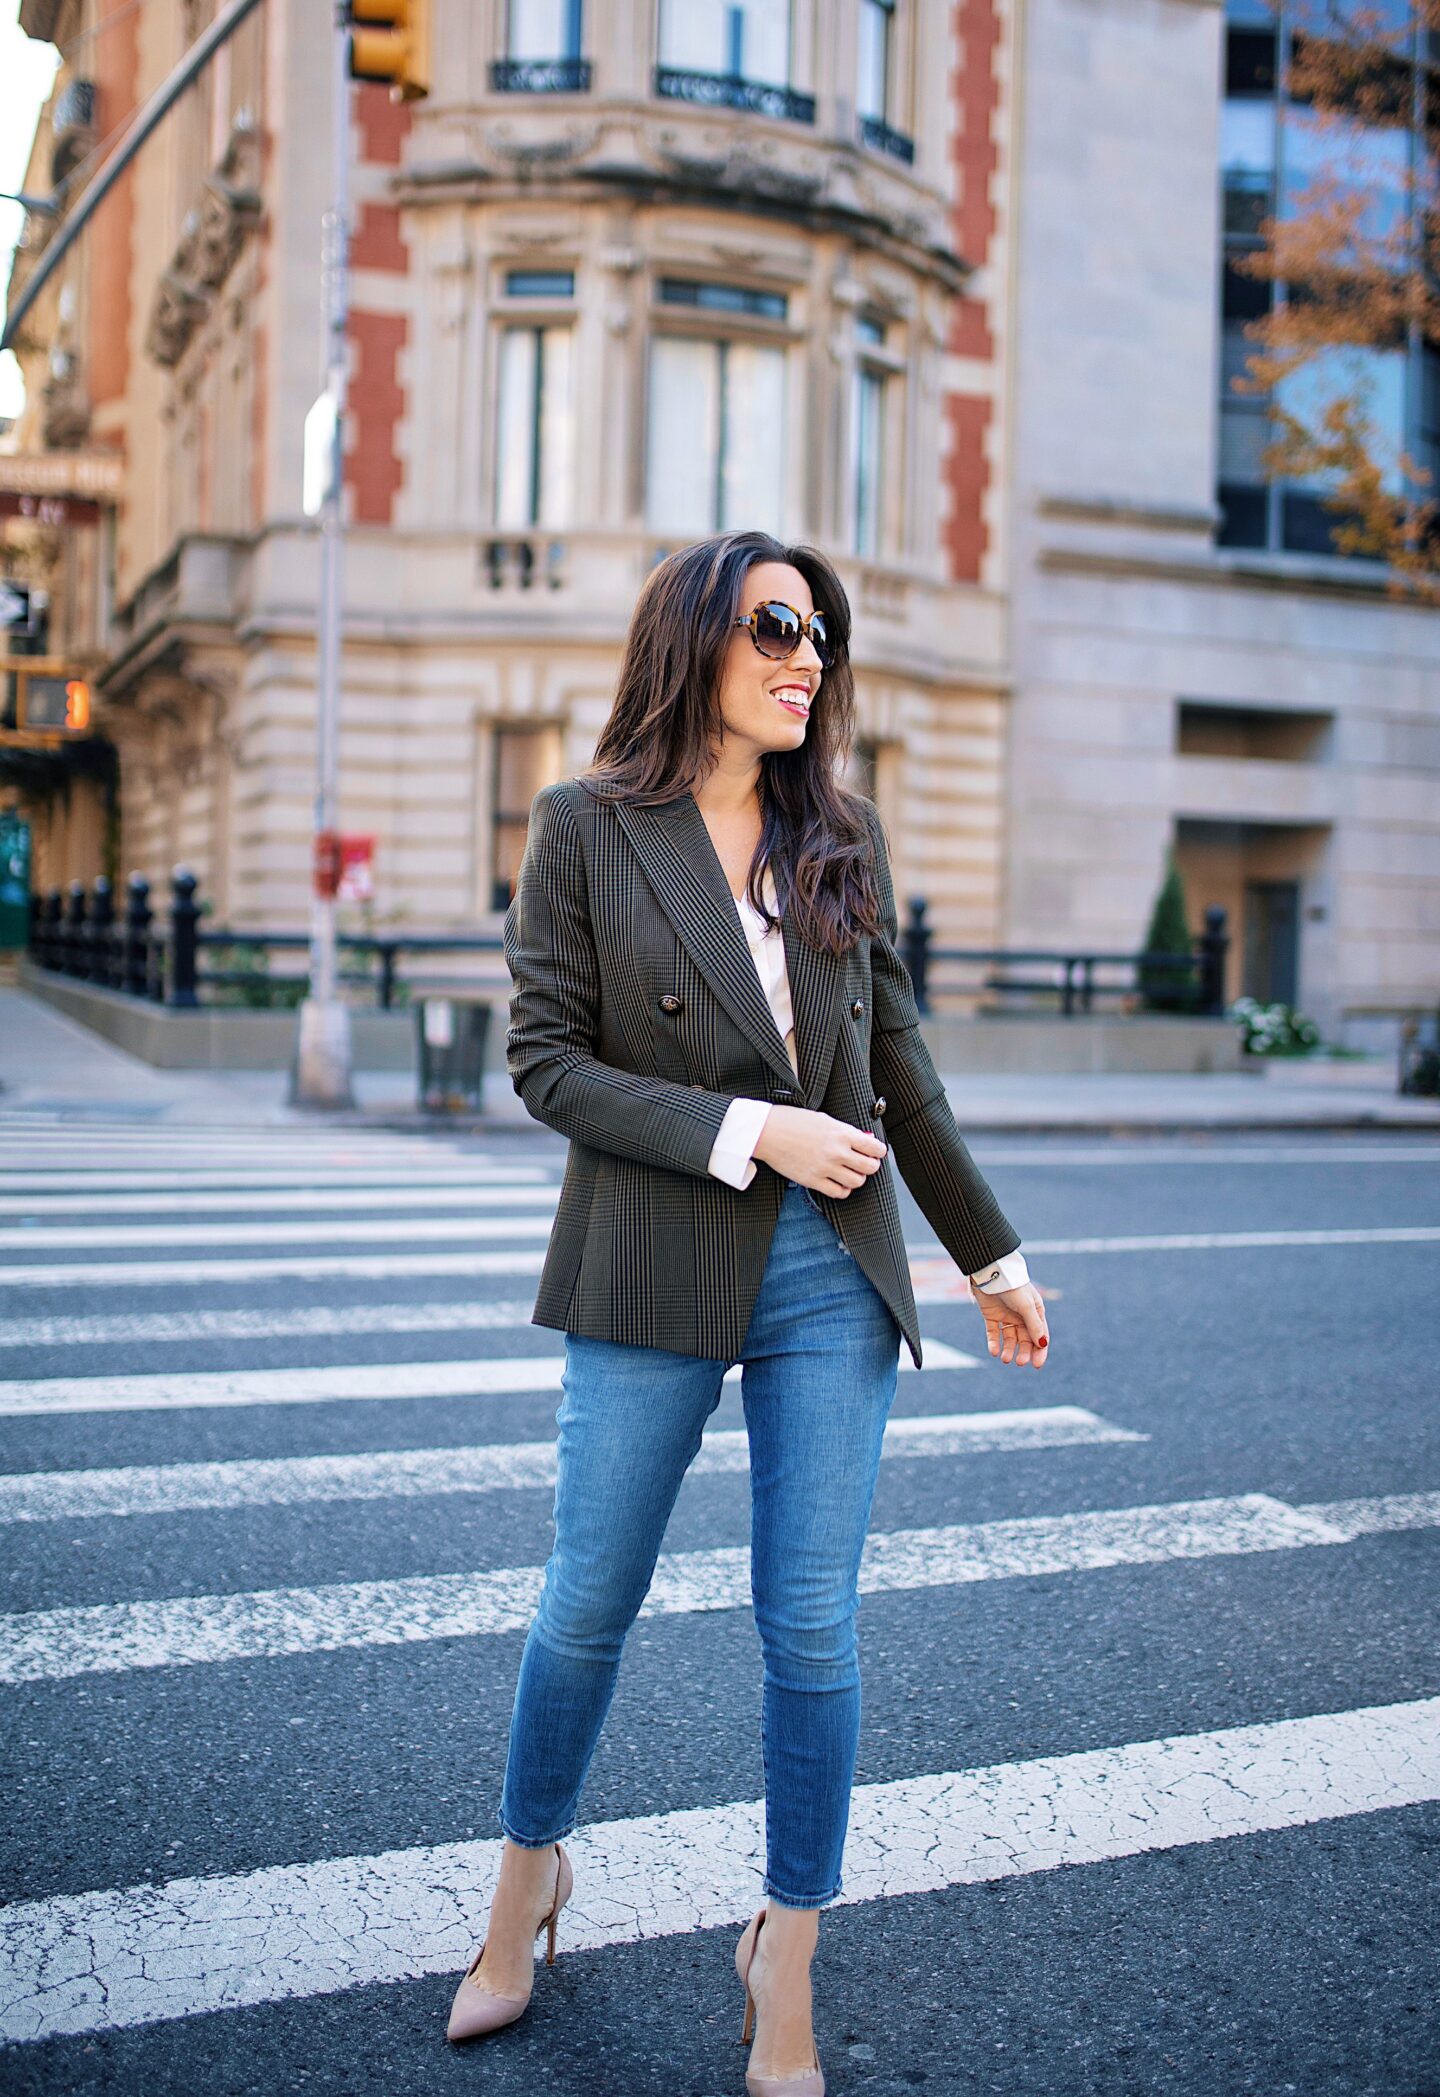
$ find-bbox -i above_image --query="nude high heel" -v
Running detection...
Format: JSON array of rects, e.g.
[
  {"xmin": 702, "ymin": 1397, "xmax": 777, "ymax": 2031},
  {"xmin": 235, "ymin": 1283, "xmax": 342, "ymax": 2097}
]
[
  {"xmin": 445, "ymin": 1841, "xmax": 573, "ymax": 2044},
  {"xmin": 735, "ymin": 1906, "xmax": 826, "ymax": 2096}
]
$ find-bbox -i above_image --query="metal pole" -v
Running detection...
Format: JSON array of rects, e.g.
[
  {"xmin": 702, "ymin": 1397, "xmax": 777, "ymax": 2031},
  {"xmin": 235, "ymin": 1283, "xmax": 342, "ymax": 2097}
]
[
  {"xmin": 291, "ymin": 1, "xmax": 355, "ymax": 1108},
  {"xmin": 1, "ymin": 0, "xmax": 266, "ymax": 352}
]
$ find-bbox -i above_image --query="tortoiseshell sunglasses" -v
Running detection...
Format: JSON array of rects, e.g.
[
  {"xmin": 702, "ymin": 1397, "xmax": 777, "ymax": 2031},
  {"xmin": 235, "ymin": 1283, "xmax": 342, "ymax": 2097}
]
[{"xmin": 733, "ymin": 600, "xmax": 832, "ymax": 669}]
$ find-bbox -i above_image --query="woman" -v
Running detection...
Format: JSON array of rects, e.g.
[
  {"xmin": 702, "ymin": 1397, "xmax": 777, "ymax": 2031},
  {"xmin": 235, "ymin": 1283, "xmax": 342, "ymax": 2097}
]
[{"xmin": 447, "ymin": 531, "xmax": 1050, "ymax": 2091}]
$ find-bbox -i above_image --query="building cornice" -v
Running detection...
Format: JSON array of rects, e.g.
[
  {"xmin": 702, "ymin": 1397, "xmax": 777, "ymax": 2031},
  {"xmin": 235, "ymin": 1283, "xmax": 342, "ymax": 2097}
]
[
  {"xmin": 392, "ymin": 109, "xmax": 969, "ymax": 291},
  {"xmin": 1035, "ymin": 542, "xmax": 1437, "ymax": 612},
  {"xmin": 1037, "ymin": 494, "xmax": 1221, "ymax": 536}
]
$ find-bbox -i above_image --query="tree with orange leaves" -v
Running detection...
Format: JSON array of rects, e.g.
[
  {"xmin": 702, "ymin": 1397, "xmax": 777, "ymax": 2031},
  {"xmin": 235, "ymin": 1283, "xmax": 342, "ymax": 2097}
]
[{"xmin": 1231, "ymin": 2, "xmax": 1440, "ymax": 594}]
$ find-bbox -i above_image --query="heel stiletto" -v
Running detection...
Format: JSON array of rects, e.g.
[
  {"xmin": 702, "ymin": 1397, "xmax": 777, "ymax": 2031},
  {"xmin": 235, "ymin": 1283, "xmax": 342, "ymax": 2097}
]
[
  {"xmin": 446, "ymin": 1841, "xmax": 573, "ymax": 2044},
  {"xmin": 735, "ymin": 1907, "xmax": 826, "ymax": 2096}
]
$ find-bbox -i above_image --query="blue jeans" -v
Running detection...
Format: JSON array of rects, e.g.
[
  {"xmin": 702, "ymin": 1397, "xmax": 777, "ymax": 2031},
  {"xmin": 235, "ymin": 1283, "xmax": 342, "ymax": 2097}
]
[{"xmin": 498, "ymin": 1176, "xmax": 903, "ymax": 1906}]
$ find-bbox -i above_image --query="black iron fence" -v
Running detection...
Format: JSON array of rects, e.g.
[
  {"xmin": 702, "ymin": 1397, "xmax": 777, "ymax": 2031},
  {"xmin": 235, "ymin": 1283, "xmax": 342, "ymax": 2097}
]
[
  {"xmin": 27, "ymin": 870, "xmax": 1230, "ymax": 1020},
  {"xmin": 27, "ymin": 870, "xmax": 503, "ymax": 1010},
  {"xmin": 899, "ymin": 901, "xmax": 1231, "ymax": 1018}
]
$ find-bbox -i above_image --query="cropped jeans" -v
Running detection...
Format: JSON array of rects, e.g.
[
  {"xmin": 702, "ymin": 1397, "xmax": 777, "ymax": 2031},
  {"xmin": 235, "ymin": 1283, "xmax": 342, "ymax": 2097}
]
[{"xmin": 497, "ymin": 1175, "xmax": 903, "ymax": 1907}]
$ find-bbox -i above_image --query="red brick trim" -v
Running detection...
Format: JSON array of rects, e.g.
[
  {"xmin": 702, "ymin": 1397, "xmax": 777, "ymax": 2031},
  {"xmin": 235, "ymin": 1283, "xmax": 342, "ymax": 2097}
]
[
  {"xmin": 945, "ymin": 0, "xmax": 1003, "ymax": 581},
  {"xmin": 352, "ymin": 200, "xmax": 409, "ymax": 273},
  {"xmin": 345, "ymin": 310, "xmax": 407, "ymax": 524},
  {"xmin": 945, "ymin": 392, "xmax": 991, "ymax": 584},
  {"xmin": 354, "ymin": 83, "xmax": 412, "ymax": 166}
]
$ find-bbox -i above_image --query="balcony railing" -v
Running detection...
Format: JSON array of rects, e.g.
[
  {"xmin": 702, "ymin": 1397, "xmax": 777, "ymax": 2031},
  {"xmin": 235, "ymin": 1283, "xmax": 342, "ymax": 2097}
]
[
  {"xmin": 859, "ymin": 114, "xmax": 915, "ymax": 164},
  {"xmin": 654, "ymin": 67, "xmax": 815, "ymax": 123},
  {"xmin": 490, "ymin": 57, "xmax": 592, "ymax": 94}
]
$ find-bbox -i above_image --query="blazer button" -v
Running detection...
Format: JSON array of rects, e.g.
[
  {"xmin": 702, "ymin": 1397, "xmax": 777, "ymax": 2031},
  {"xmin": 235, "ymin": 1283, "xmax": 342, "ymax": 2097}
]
[
  {"xmin": 851, "ymin": 997, "xmax": 864, "ymax": 1016},
  {"xmin": 872, "ymin": 1096, "xmax": 887, "ymax": 1116},
  {"xmin": 658, "ymin": 994, "xmax": 682, "ymax": 1013}
]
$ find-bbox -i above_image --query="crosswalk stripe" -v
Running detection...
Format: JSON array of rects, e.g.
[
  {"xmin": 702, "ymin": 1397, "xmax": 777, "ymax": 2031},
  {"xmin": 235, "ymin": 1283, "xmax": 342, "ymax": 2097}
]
[
  {"xmin": 0, "ymin": 1166, "xmax": 553, "ymax": 1195},
  {"xmin": 0, "ymin": 1298, "xmax": 544, "ymax": 1348},
  {"xmin": 3, "ymin": 1692, "xmax": 1435, "ymax": 2044},
  {"xmin": 908, "ymin": 1226, "xmax": 1440, "ymax": 1257},
  {"xmin": 3, "ymin": 1491, "xmax": 1433, "ymax": 1684},
  {"xmin": 0, "ymin": 1407, "xmax": 1143, "ymax": 1522},
  {"xmin": 8, "ymin": 1227, "xmax": 1436, "ymax": 1293},
  {"xmin": 0, "ymin": 1340, "xmax": 978, "ymax": 1418},
  {"xmin": 0, "ymin": 1249, "xmax": 552, "ymax": 1288},
  {"xmin": 0, "ymin": 1213, "xmax": 561, "ymax": 1252},
  {"xmin": 0, "ymin": 1191, "xmax": 561, "ymax": 1224}
]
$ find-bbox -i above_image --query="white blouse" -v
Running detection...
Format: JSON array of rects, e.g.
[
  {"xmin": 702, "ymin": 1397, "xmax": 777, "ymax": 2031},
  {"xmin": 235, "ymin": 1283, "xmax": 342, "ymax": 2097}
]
[{"xmin": 702, "ymin": 860, "xmax": 1028, "ymax": 1294}]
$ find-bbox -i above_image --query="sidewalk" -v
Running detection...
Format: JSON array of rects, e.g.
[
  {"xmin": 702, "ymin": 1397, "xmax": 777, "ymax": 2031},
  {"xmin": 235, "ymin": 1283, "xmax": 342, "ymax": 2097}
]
[{"xmin": 1, "ymin": 986, "xmax": 1437, "ymax": 1132}]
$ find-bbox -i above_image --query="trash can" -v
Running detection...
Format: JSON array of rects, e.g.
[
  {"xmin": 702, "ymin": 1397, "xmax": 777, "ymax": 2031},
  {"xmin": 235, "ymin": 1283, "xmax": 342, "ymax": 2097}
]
[{"xmin": 415, "ymin": 997, "xmax": 492, "ymax": 1113}]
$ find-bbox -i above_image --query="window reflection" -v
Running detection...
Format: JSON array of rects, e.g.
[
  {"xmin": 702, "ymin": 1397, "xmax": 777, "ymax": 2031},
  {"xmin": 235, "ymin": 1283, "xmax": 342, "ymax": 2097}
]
[{"xmin": 1215, "ymin": 0, "xmax": 1438, "ymax": 555}]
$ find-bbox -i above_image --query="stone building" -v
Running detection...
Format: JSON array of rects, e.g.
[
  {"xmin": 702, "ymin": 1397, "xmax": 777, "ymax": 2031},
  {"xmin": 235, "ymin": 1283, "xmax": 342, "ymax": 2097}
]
[
  {"xmin": 5, "ymin": 0, "xmax": 1437, "ymax": 1046},
  {"xmin": 1001, "ymin": 0, "xmax": 1440, "ymax": 1044},
  {"xmin": 4, "ymin": 0, "xmax": 1014, "ymax": 974}
]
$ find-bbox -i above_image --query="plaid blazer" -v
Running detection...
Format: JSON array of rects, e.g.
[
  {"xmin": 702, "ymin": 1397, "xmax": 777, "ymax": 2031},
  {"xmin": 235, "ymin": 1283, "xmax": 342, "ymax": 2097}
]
[{"xmin": 503, "ymin": 777, "xmax": 1019, "ymax": 1369}]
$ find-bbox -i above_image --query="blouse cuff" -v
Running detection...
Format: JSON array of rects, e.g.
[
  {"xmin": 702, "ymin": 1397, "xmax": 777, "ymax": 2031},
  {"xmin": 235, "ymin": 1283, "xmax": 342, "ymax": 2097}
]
[
  {"xmin": 969, "ymin": 1249, "xmax": 1030, "ymax": 1294},
  {"xmin": 706, "ymin": 1097, "xmax": 775, "ymax": 1190}
]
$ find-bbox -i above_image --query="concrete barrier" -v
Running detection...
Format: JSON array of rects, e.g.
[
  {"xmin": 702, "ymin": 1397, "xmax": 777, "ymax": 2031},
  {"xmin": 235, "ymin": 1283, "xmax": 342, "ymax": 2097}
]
[{"xmin": 20, "ymin": 960, "xmax": 1245, "ymax": 1077}]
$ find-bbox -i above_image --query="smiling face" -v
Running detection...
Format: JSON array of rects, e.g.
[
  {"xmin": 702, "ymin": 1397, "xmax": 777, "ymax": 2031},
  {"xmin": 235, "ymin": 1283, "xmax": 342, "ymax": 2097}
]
[{"xmin": 714, "ymin": 560, "xmax": 825, "ymax": 763}]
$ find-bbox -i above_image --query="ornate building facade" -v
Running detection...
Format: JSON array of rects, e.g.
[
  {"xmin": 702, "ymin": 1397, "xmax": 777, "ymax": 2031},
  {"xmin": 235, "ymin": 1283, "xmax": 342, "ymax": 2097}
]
[
  {"xmin": 6, "ymin": 0, "xmax": 1437, "ymax": 1044},
  {"xmin": 5, "ymin": 0, "xmax": 1014, "ymax": 967}
]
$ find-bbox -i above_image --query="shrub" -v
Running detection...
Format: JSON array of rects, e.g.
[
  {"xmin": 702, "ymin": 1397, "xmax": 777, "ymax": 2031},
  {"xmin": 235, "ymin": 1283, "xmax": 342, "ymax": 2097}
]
[
  {"xmin": 1138, "ymin": 856, "xmax": 1197, "ymax": 1013},
  {"xmin": 1229, "ymin": 997, "xmax": 1322, "ymax": 1056}
]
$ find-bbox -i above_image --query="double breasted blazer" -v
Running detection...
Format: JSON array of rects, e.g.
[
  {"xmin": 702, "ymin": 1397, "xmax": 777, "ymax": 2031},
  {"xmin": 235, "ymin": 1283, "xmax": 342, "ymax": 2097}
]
[{"xmin": 502, "ymin": 778, "xmax": 1019, "ymax": 1370}]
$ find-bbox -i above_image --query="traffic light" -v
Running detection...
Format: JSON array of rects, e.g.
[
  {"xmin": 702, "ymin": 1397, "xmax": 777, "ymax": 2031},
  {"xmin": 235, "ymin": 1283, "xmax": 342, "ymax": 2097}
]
[
  {"xmin": 346, "ymin": 0, "xmax": 429, "ymax": 101},
  {"xmin": 18, "ymin": 672, "xmax": 89, "ymax": 733}
]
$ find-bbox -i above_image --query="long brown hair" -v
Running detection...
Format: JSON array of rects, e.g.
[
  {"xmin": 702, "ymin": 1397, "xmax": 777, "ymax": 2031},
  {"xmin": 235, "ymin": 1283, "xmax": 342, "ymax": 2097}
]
[{"xmin": 577, "ymin": 531, "xmax": 884, "ymax": 957}]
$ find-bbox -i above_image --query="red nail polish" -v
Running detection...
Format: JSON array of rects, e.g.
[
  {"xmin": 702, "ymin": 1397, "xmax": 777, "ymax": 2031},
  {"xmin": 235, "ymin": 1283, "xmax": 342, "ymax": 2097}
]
[{"xmin": 1035, "ymin": 1334, "xmax": 1049, "ymax": 1346}]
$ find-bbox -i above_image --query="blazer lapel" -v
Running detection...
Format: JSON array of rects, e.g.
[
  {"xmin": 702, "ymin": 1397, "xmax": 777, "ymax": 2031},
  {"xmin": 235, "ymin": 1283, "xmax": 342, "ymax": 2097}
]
[{"xmin": 611, "ymin": 790, "xmax": 846, "ymax": 1108}]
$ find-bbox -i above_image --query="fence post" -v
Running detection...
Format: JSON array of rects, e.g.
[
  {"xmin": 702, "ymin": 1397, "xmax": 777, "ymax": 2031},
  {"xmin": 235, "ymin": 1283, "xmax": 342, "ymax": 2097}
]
[
  {"xmin": 40, "ymin": 888, "xmax": 63, "ymax": 969},
  {"xmin": 123, "ymin": 873, "xmax": 152, "ymax": 998},
  {"xmin": 168, "ymin": 867, "xmax": 200, "ymax": 1007},
  {"xmin": 902, "ymin": 897, "xmax": 931, "ymax": 1015},
  {"xmin": 378, "ymin": 942, "xmax": 397, "ymax": 1010},
  {"xmin": 1198, "ymin": 905, "xmax": 1229, "ymax": 1017},
  {"xmin": 89, "ymin": 876, "xmax": 115, "ymax": 988},
  {"xmin": 64, "ymin": 880, "xmax": 88, "ymax": 979}
]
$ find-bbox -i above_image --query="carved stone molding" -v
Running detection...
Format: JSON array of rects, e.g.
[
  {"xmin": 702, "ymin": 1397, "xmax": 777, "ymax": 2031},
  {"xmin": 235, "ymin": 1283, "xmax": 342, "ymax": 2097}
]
[
  {"xmin": 144, "ymin": 121, "xmax": 263, "ymax": 369},
  {"xmin": 146, "ymin": 270, "xmax": 211, "ymax": 369}
]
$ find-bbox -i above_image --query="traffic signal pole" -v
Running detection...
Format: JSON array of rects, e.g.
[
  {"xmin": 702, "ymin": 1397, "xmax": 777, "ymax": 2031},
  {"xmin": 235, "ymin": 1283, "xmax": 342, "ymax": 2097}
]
[{"xmin": 290, "ymin": 0, "xmax": 356, "ymax": 1109}]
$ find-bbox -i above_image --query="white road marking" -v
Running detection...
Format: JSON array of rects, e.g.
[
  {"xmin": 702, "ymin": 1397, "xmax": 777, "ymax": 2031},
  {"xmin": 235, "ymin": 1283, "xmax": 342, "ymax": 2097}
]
[
  {"xmin": 1, "ymin": 1491, "xmax": 1428, "ymax": 1684},
  {"xmin": 3, "ymin": 1694, "xmax": 1436, "ymax": 2043},
  {"xmin": 8, "ymin": 1224, "xmax": 1437, "ymax": 1295},
  {"xmin": 907, "ymin": 1226, "xmax": 1440, "ymax": 1258},
  {"xmin": 0, "ymin": 1214, "xmax": 559, "ymax": 1251},
  {"xmin": 0, "ymin": 1406, "xmax": 1141, "ymax": 1523},
  {"xmin": 0, "ymin": 1340, "xmax": 977, "ymax": 1418},
  {"xmin": 0, "ymin": 1249, "xmax": 552, "ymax": 1288},
  {"xmin": 0, "ymin": 1166, "xmax": 552, "ymax": 1195},
  {"xmin": 0, "ymin": 1298, "xmax": 545, "ymax": 1348},
  {"xmin": 0, "ymin": 1183, "xmax": 557, "ymax": 1216},
  {"xmin": 969, "ymin": 1146, "xmax": 1440, "ymax": 1166}
]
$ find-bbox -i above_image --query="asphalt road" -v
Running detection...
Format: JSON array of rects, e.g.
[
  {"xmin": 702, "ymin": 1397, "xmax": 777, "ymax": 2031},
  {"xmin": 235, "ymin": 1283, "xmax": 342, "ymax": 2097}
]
[{"xmin": 0, "ymin": 1118, "xmax": 1436, "ymax": 2097}]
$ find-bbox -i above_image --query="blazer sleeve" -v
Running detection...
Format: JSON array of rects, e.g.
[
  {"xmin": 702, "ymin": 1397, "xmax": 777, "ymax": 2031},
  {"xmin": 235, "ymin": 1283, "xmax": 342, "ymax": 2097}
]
[
  {"xmin": 503, "ymin": 780, "xmax": 746, "ymax": 1178},
  {"xmin": 860, "ymin": 798, "xmax": 1021, "ymax": 1275}
]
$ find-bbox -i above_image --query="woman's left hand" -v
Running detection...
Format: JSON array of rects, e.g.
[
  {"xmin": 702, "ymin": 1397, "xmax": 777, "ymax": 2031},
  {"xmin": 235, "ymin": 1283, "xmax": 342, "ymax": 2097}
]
[{"xmin": 976, "ymin": 1283, "xmax": 1050, "ymax": 1368}]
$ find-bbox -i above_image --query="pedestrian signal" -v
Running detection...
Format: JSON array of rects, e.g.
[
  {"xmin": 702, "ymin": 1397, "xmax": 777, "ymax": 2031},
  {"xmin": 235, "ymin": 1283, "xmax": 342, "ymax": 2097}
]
[
  {"xmin": 345, "ymin": 0, "xmax": 429, "ymax": 100},
  {"xmin": 19, "ymin": 672, "xmax": 91, "ymax": 734}
]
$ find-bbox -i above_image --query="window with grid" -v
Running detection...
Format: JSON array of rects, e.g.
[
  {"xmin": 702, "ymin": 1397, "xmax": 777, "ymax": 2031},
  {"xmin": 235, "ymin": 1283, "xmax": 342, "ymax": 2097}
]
[
  {"xmin": 1216, "ymin": 0, "xmax": 1440, "ymax": 556},
  {"xmin": 645, "ymin": 280, "xmax": 789, "ymax": 538},
  {"xmin": 494, "ymin": 272, "xmax": 577, "ymax": 528}
]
